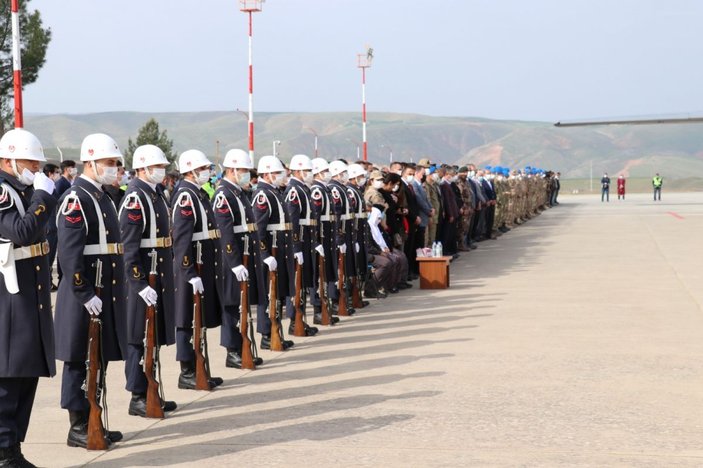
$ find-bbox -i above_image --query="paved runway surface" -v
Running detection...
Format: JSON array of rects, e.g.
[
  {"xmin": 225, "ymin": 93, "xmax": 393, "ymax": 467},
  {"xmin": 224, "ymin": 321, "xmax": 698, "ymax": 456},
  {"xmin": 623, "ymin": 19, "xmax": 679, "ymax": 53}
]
[{"xmin": 25, "ymin": 192, "xmax": 703, "ymax": 467}]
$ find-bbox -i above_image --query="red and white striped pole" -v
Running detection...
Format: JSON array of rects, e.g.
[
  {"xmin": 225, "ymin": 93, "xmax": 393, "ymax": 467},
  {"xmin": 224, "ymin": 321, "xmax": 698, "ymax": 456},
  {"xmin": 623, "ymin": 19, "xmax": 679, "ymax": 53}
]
[
  {"xmin": 361, "ymin": 67, "xmax": 367, "ymax": 161},
  {"xmin": 247, "ymin": 10, "xmax": 254, "ymax": 162},
  {"xmin": 11, "ymin": 0, "xmax": 23, "ymax": 128}
]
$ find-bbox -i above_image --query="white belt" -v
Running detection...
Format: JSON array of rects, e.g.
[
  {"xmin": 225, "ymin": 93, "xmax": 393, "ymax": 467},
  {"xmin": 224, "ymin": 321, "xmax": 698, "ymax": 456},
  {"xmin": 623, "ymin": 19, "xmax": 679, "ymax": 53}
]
[
  {"xmin": 233, "ymin": 223, "xmax": 256, "ymax": 234},
  {"xmin": 320, "ymin": 215, "xmax": 336, "ymax": 222},
  {"xmin": 340, "ymin": 214, "xmax": 355, "ymax": 221},
  {"xmin": 266, "ymin": 223, "xmax": 292, "ymax": 232},
  {"xmin": 84, "ymin": 243, "xmax": 124, "ymax": 255},
  {"xmin": 192, "ymin": 229, "xmax": 221, "ymax": 241},
  {"xmin": 356, "ymin": 213, "xmax": 367, "ymax": 219},
  {"xmin": 14, "ymin": 241, "xmax": 50, "ymax": 260},
  {"xmin": 299, "ymin": 219, "xmax": 318, "ymax": 226},
  {"xmin": 140, "ymin": 237, "xmax": 172, "ymax": 248}
]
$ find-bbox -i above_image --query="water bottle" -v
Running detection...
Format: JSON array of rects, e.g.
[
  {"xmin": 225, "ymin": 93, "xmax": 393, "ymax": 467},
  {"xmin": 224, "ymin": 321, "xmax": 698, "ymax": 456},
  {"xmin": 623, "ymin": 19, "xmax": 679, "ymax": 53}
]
[
  {"xmin": 432, "ymin": 242, "xmax": 439, "ymax": 257},
  {"xmin": 438, "ymin": 241, "xmax": 443, "ymax": 257}
]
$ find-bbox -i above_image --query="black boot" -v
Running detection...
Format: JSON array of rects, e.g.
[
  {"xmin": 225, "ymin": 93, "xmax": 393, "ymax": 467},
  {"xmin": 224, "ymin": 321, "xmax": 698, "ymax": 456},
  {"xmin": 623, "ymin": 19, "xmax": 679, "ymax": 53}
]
[
  {"xmin": 66, "ymin": 410, "xmax": 112, "ymax": 449},
  {"xmin": 260, "ymin": 335, "xmax": 294, "ymax": 350},
  {"xmin": 128, "ymin": 394, "xmax": 147, "ymax": 417},
  {"xmin": 0, "ymin": 444, "xmax": 35, "ymax": 468},
  {"xmin": 225, "ymin": 350, "xmax": 242, "ymax": 369},
  {"xmin": 288, "ymin": 322, "xmax": 319, "ymax": 336}
]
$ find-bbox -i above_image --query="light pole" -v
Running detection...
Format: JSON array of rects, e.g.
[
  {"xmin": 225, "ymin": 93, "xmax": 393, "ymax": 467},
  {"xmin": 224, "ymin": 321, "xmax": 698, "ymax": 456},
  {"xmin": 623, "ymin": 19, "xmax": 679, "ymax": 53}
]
[
  {"xmin": 239, "ymin": 0, "xmax": 264, "ymax": 163},
  {"xmin": 10, "ymin": 0, "xmax": 23, "ymax": 128},
  {"xmin": 357, "ymin": 46, "xmax": 373, "ymax": 161},
  {"xmin": 273, "ymin": 140, "xmax": 281, "ymax": 158},
  {"xmin": 380, "ymin": 144, "xmax": 393, "ymax": 164},
  {"xmin": 305, "ymin": 127, "xmax": 319, "ymax": 158}
]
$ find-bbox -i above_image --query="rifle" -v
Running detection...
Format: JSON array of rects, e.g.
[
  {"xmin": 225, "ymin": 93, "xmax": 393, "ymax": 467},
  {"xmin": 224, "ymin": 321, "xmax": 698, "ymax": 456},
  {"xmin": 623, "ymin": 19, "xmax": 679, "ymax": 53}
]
[
  {"xmin": 318, "ymin": 244, "xmax": 333, "ymax": 326},
  {"xmin": 293, "ymin": 256, "xmax": 306, "ymax": 337},
  {"xmin": 239, "ymin": 235, "xmax": 257, "ymax": 369},
  {"xmin": 351, "ymin": 273, "xmax": 364, "ymax": 309},
  {"xmin": 85, "ymin": 259, "xmax": 108, "ymax": 450},
  {"xmin": 268, "ymin": 231, "xmax": 285, "ymax": 351},
  {"xmin": 192, "ymin": 241, "xmax": 212, "ymax": 390},
  {"xmin": 337, "ymin": 247, "xmax": 350, "ymax": 316},
  {"xmin": 142, "ymin": 249, "xmax": 164, "ymax": 418}
]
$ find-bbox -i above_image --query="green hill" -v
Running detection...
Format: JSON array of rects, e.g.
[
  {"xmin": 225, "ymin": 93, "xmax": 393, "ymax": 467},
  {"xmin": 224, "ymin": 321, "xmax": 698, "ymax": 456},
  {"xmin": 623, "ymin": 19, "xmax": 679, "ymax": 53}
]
[{"xmin": 23, "ymin": 111, "xmax": 703, "ymax": 179}]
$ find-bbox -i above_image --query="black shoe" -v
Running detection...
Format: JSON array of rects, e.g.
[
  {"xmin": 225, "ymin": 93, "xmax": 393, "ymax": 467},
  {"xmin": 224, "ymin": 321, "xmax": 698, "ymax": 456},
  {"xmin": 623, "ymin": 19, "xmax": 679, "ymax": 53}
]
[
  {"xmin": 283, "ymin": 339, "xmax": 295, "ymax": 349},
  {"xmin": 66, "ymin": 410, "xmax": 112, "ymax": 449},
  {"xmin": 389, "ymin": 287, "xmax": 399, "ymax": 294},
  {"xmin": 178, "ymin": 361, "xmax": 214, "ymax": 390},
  {"xmin": 128, "ymin": 394, "xmax": 147, "ymax": 417},
  {"xmin": 469, "ymin": 244, "xmax": 477, "ymax": 250},
  {"xmin": 163, "ymin": 400, "xmax": 177, "ymax": 412},
  {"xmin": 315, "ymin": 314, "xmax": 340, "ymax": 324},
  {"xmin": 225, "ymin": 351, "xmax": 242, "ymax": 369},
  {"xmin": 209, "ymin": 377, "xmax": 224, "ymax": 387},
  {"xmin": 0, "ymin": 444, "xmax": 35, "ymax": 468},
  {"xmin": 287, "ymin": 323, "xmax": 318, "ymax": 336},
  {"xmin": 261, "ymin": 335, "xmax": 293, "ymax": 350},
  {"xmin": 398, "ymin": 282, "xmax": 412, "ymax": 290}
]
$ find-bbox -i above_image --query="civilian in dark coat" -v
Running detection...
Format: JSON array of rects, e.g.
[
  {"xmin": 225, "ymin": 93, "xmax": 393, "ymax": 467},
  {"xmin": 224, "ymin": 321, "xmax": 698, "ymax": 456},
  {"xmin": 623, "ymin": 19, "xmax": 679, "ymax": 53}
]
[{"xmin": 438, "ymin": 167, "xmax": 459, "ymax": 255}]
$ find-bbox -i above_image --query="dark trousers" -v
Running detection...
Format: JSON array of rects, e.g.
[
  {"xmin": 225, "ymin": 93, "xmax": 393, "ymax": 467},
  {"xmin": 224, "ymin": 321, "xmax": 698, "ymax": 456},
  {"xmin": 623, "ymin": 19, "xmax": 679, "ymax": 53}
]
[
  {"xmin": 255, "ymin": 304, "xmax": 272, "ymax": 335},
  {"xmin": 470, "ymin": 209, "xmax": 482, "ymax": 240},
  {"xmin": 176, "ymin": 328, "xmax": 195, "ymax": 362},
  {"xmin": 441, "ymin": 219, "xmax": 457, "ymax": 255},
  {"xmin": 654, "ymin": 187, "xmax": 661, "ymax": 200},
  {"xmin": 484, "ymin": 205, "xmax": 495, "ymax": 238},
  {"xmin": 0, "ymin": 377, "xmax": 38, "ymax": 447},
  {"xmin": 221, "ymin": 305, "xmax": 243, "ymax": 351},
  {"xmin": 404, "ymin": 225, "xmax": 418, "ymax": 275},
  {"xmin": 61, "ymin": 361, "xmax": 92, "ymax": 412},
  {"xmin": 601, "ymin": 188, "xmax": 609, "ymax": 201},
  {"xmin": 124, "ymin": 344, "xmax": 147, "ymax": 394}
]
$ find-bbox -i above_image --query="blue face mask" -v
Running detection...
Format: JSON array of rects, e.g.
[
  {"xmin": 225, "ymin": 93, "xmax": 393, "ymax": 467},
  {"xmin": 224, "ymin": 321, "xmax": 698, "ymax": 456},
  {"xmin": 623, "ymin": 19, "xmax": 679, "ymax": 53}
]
[{"xmin": 251, "ymin": 183, "xmax": 258, "ymax": 191}]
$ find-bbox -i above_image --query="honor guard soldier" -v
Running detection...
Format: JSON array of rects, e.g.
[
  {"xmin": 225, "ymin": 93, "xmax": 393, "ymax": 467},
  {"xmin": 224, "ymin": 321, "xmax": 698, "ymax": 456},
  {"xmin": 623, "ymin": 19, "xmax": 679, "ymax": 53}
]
[
  {"xmin": 213, "ymin": 149, "xmax": 265, "ymax": 368},
  {"xmin": 55, "ymin": 133, "xmax": 127, "ymax": 449},
  {"xmin": 252, "ymin": 155, "xmax": 295, "ymax": 350},
  {"xmin": 171, "ymin": 150, "xmax": 223, "ymax": 390},
  {"xmin": 118, "ymin": 145, "xmax": 177, "ymax": 417},
  {"xmin": 310, "ymin": 158, "xmax": 340, "ymax": 325},
  {"xmin": 346, "ymin": 163, "xmax": 370, "ymax": 308},
  {"xmin": 284, "ymin": 154, "xmax": 322, "ymax": 336},
  {"xmin": 0, "ymin": 130, "xmax": 57, "ymax": 467},
  {"xmin": 327, "ymin": 160, "xmax": 356, "ymax": 316}
]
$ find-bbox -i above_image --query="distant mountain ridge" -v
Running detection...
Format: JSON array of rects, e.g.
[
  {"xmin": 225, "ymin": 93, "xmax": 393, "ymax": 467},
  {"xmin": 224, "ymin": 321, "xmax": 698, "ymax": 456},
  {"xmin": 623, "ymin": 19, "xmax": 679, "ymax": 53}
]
[{"xmin": 24, "ymin": 111, "xmax": 703, "ymax": 178}]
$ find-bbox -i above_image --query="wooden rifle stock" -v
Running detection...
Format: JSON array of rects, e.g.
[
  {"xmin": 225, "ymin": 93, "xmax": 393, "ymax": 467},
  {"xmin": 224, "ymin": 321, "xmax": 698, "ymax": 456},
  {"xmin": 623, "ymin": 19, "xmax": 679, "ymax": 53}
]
[
  {"xmin": 86, "ymin": 260, "xmax": 108, "ymax": 450},
  {"xmin": 268, "ymin": 233, "xmax": 284, "ymax": 351},
  {"xmin": 351, "ymin": 275, "xmax": 364, "ymax": 308},
  {"xmin": 318, "ymin": 251, "xmax": 332, "ymax": 326},
  {"xmin": 193, "ymin": 242, "xmax": 212, "ymax": 390},
  {"xmin": 337, "ymin": 249, "xmax": 350, "ymax": 316},
  {"xmin": 239, "ymin": 237, "xmax": 256, "ymax": 369},
  {"xmin": 144, "ymin": 250, "xmax": 164, "ymax": 418},
  {"xmin": 293, "ymin": 260, "xmax": 306, "ymax": 336}
]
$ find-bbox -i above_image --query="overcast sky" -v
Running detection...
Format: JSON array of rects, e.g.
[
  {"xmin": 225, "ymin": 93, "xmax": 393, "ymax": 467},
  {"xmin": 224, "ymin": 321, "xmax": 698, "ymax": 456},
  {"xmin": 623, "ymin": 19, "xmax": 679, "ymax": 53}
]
[{"xmin": 20, "ymin": 0, "xmax": 703, "ymax": 122}]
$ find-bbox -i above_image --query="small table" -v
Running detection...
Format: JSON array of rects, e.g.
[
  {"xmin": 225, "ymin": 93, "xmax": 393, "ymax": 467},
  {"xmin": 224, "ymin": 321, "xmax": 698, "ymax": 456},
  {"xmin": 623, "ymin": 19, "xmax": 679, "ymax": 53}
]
[{"xmin": 416, "ymin": 256, "xmax": 451, "ymax": 289}]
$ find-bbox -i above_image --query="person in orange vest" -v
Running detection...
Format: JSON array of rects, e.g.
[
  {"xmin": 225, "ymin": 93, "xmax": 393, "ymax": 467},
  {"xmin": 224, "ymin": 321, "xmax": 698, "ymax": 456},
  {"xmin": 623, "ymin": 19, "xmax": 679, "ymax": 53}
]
[{"xmin": 617, "ymin": 175, "xmax": 626, "ymax": 200}]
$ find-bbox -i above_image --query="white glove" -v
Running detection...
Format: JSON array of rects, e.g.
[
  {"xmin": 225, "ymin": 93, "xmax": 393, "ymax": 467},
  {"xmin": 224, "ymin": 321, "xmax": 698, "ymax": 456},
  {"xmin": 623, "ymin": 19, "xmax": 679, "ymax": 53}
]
[
  {"xmin": 263, "ymin": 256, "xmax": 277, "ymax": 271},
  {"xmin": 138, "ymin": 286, "xmax": 158, "ymax": 306},
  {"xmin": 355, "ymin": 242, "xmax": 360, "ymax": 253},
  {"xmin": 84, "ymin": 296, "xmax": 103, "ymax": 316},
  {"xmin": 294, "ymin": 252, "xmax": 304, "ymax": 265},
  {"xmin": 188, "ymin": 276, "xmax": 204, "ymax": 294},
  {"xmin": 338, "ymin": 244, "xmax": 347, "ymax": 254},
  {"xmin": 232, "ymin": 264, "xmax": 249, "ymax": 281},
  {"xmin": 314, "ymin": 245, "xmax": 325, "ymax": 257},
  {"xmin": 33, "ymin": 172, "xmax": 55, "ymax": 194}
]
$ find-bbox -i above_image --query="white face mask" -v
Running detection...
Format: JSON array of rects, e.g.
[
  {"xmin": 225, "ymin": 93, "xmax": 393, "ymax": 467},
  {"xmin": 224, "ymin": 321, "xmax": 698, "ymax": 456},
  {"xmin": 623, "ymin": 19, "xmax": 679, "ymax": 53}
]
[
  {"xmin": 120, "ymin": 174, "xmax": 130, "ymax": 186},
  {"xmin": 51, "ymin": 173, "xmax": 61, "ymax": 182},
  {"xmin": 146, "ymin": 167, "xmax": 166, "ymax": 184},
  {"xmin": 12, "ymin": 160, "xmax": 35, "ymax": 185},
  {"xmin": 431, "ymin": 173, "xmax": 440, "ymax": 182},
  {"xmin": 357, "ymin": 176, "xmax": 367, "ymax": 186},
  {"xmin": 303, "ymin": 172, "xmax": 314, "ymax": 186},
  {"xmin": 372, "ymin": 180, "xmax": 383, "ymax": 189},
  {"xmin": 274, "ymin": 172, "xmax": 287, "ymax": 187},
  {"xmin": 405, "ymin": 175, "xmax": 415, "ymax": 183},
  {"xmin": 392, "ymin": 185, "xmax": 399, "ymax": 192},
  {"xmin": 236, "ymin": 171, "xmax": 251, "ymax": 187},
  {"xmin": 68, "ymin": 167, "xmax": 78, "ymax": 178},
  {"xmin": 94, "ymin": 162, "xmax": 119, "ymax": 185},
  {"xmin": 322, "ymin": 172, "xmax": 332, "ymax": 184},
  {"xmin": 340, "ymin": 173, "xmax": 349, "ymax": 184},
  {"xmin": 468, "ymin": 171, "xmax": 476, "ymax": 178},
  {"xmin": 194, "ymin": 169, "xmax": 211, "ymax": 186}
]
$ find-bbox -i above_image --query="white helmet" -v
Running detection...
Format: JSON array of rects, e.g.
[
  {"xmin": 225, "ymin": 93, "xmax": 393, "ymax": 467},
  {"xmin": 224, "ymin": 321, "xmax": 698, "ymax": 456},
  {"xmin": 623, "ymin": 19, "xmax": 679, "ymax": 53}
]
[
  {"xmin": 257, "ymin": 155, "xmax": 285, "ymax": 174},
  {"xmin": 347, "ymin": 163, "xmax": 366, "ymax": 179},
  {"xmin": 178, "ymin": 149, "xmax": 212, "ymax": 174},
  {"xmin": 311, "ymin": 158, "xmax": 329, "ymax": 175},
  {"xmin": 80, "ymin": 133, "xmax": 122, "ymax": 162},
  {"xmin": 328, "ymin": 160, "xmax": 348, "ymax": 177},
  {"xmin": 223, "ymin": 149, "xmax": 253, "ymax": 169},
  {"xmin": 132, "ymin": 144, "xmax": 168, "ymax": 169},
  {"xmin": 0, "ymin": 128, "xmax": 45, "ymax": 162},
  {"xmin": 289, "ymin": 154, "xmax": 313, "ymax": 171}
]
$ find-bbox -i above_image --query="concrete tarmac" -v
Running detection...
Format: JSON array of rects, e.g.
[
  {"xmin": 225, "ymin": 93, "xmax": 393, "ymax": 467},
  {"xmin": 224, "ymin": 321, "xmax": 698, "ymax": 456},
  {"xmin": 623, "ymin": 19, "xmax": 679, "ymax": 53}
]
[{"xmin": 24, "ymin": 192, "xmax": 703, "ymax": 467}]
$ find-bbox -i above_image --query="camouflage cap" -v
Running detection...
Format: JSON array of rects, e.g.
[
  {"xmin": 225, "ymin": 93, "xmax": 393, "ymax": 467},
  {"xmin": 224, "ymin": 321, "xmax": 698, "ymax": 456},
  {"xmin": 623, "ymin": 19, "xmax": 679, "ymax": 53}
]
[
  {"xmin": 369, "ymin": 169, "xmax": 384, "ymax": 180},
  {"xmin": 417, "ymin": 158, "xmax": 432, "ymax": 168}
]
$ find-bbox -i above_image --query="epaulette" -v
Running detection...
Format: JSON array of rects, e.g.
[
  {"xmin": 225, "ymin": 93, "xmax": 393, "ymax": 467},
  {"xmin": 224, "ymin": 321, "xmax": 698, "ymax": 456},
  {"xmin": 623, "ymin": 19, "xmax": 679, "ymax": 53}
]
[
  {"xmin": 122, "ymin": 192, "xmax": 142, "ymax": 210},
  {"xmin": 0, "ymin": 185, "xmax": 13, "ymax": 211},
  {"xmin": 253, "ymin": 191, "xmax": 268, "ymax": 210},
  {"xmin": 285, "ymin": 187, "xmax": 299, "ymax": 204},
  {"xmin": 213, "ymin": 192, "xmax": 231, "ymax": 214},
  {"xmin": 176, "ymin": 191, "xmax": 193, "ymax": 207},
  {"xmin": 330, "ymin": 187, "xmax": 341, "ymax": 200}
]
